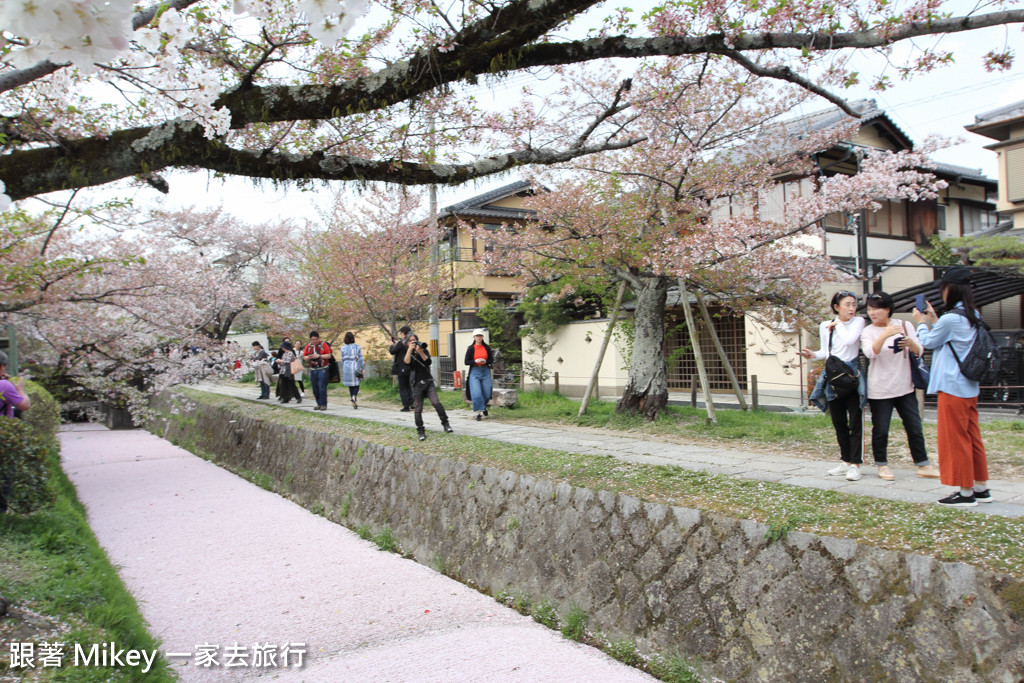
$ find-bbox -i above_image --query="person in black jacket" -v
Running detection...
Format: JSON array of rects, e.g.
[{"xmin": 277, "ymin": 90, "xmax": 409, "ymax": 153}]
[
  {"xmin": 404, "ymin": 332, "xmax": 452, "ymax": 440},
  {"xmin": 464, "ymin": 328, "xmax": 494, "ymax": 420},
  {"xmin": 389, "ymin": 325, "xmax": 414, "ymax": 411}
]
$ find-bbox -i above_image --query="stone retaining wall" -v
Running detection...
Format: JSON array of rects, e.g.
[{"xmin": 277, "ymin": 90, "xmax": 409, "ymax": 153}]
[{"xmin": 151, "ymin": 392, "xmax": 1024, "ymax": 682}]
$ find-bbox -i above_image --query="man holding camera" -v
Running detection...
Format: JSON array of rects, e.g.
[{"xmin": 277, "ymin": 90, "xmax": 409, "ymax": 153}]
[
  {"xmin": 389, "ymin": 325, "xmax": 414, "ymax": 411},
  {"xmin": 403, "ymin": 332, "xmax": 453, "ymax": 440}
]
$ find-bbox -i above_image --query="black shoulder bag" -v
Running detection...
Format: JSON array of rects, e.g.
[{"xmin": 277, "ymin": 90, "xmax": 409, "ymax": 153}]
[{"xmin": 824, "ymin": 327, "xmax": 859, "ymax": 398}]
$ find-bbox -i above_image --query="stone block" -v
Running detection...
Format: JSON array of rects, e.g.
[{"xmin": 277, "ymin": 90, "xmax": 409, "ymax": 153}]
[
  {"xmin": 941, "ymin": 562, "xmax": 978, "ymax": 606},
  {"xmin": 489, "ymin": 388, "xmax": 518, "ymax": 407}
]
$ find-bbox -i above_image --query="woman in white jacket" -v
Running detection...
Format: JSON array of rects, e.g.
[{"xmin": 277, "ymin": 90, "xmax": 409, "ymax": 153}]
[{"xmin": 801, "ymin": 291, "xmax": 866, "ymax": 481}]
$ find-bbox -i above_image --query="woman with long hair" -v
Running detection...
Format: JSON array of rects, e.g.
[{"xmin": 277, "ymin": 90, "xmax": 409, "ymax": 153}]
[
  {"xmin": 860, "ymin": 292, "xmax": 939, "ymax": 481},
  {"xmin": 802, "ymin": 290, "xmax": 866, "ymax": 481},
  {"xmin": 913, "ymin": 266, "xmax": 991, "ymax": 507}
]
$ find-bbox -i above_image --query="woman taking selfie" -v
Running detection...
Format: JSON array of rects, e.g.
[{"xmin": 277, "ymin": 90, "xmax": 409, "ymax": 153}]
[
  {"xmin": 802, "ymin": 291, "xmax": 866, "ymax": 481},
  {"xmin": 914, "ymin": 267, "xmax": 991, "ymax": 508},
  {"xmin": 860, "ymin": 292, "xmax": 939, "ymax": 481}
]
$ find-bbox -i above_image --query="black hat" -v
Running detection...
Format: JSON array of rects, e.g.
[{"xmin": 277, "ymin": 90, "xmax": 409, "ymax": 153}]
[
  {"xmin": 398, "ymin": 326, "xmax": 412, "ymax": 334},
  {"xmin": 941, "ymin": 266, "xmax": 973, "ymax": 285}
]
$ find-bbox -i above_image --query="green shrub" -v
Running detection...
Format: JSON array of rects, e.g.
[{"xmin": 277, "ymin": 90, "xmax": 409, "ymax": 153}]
[
  {"xmin": 374, "ymin": 526, "xmax": 400, "ymax": 553},
  {"xmin": 0, "ymin": 417, "xmax": 54, "ymax": 513},
  {"xmin": 532, "ymin": 599, "xmax": 558, "ymax": 629},
  {"xmin": 22, "ymin": 379, "xmax": 61, "ymax": 443},
  {"xmin": 561, "ymin": 605, "xmax": 588, "ymax": 641},
  {"xmin": 606, "ymin": 640, "xmax": 642, "ymax": 667}
]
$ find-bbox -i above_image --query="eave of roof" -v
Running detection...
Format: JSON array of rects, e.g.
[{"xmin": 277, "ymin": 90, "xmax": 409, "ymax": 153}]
[
  {"xmin": 966, "ymin": 99, "xmax": 1024, "ymax": 140},
  {"xmin": 889, "ymin": 267, "xmax": 1024, "ymax": 313},
  {"xmin": 930, "ymin": 162, "xmax": 995, "ymax": 187},
  {"xmin": 439, "ymin": 179, "xmax": 535, "ymax": 217}
]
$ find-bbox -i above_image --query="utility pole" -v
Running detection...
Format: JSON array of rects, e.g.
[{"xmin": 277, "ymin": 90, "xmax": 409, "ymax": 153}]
[{"xmin": 428, "ymin": 112, "xmax": 440, "ymax": 383}]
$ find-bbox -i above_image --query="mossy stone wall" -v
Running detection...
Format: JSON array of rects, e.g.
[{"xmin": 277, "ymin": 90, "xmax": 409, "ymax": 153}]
[{"xmin": 151, "ymin": 391, "xmax": 1024, "ymax": 682}]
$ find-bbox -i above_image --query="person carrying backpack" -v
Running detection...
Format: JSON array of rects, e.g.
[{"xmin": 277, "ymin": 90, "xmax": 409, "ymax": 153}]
[{"xmin": 913, "ymin": 266, "xmax": 991, "ymax": 508}]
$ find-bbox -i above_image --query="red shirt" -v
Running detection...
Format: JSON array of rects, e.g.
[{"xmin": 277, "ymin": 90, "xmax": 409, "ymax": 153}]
[
  {"xmin": 473, "ymin": 344, "xmax": 488, "ymax": 365},
  {"xmin": 303, "ymin": 341, "xmax": 332, "ymax": 369}
]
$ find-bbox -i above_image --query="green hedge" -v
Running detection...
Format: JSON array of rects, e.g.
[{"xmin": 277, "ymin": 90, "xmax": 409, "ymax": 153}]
[
  {"xmin": 0, "ymin": 416, "xmax": 53, "ymax": 514},
  {"xmin": 23, "ymin": 378, "xmax": 61, "ymax": 442},
  {"xmin": 0, "ymin": 380, "xmax": 59, "ymax": 513}
]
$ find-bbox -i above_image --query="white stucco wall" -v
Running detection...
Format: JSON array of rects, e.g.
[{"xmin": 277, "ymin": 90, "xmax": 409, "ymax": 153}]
[{"xmin": 520, "ymin": 319, "xmax": 629, "ymax": 397}]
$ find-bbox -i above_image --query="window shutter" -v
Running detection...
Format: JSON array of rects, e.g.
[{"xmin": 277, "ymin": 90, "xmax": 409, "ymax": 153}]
[{"xmin": 1008, "ymin": 146, "xmax": 1024, "ymax": 202}]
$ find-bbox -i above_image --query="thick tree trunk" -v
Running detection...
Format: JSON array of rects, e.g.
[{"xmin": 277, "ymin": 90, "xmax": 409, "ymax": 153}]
[{"xmin": 617, "ymin": 276, "xmax": 669, "ymax": 421}]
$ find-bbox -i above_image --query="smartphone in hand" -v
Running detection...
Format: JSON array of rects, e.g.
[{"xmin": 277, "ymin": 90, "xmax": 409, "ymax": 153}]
[{"xmin": 915, "ymin": 294, "xmax": 926, "ymax": 312}]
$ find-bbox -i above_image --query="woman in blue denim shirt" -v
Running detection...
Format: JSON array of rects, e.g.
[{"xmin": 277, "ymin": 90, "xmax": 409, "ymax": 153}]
[
  {"xmin": 802, "ymin": 291, "xmax": 867, "ymax": 481},
  {"xmin": 913, "ymin": 266, "xmax": 990, "ymax": 508}
]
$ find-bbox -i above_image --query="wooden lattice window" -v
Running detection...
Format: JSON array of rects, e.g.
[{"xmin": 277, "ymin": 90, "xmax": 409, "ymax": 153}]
[{"xmin": 664, "ymin": 306, "xmax": 747, "ymax": 391}]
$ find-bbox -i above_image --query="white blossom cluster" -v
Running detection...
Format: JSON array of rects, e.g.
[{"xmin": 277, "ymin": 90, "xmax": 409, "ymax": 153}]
[
  {"xmin": 0, "ymin": 0, "xmax": 367, "ymax": 142},
  {"xmin": 242, "ymin": 0, "xmax": 370, "ymax": 44},
  {"xmin": 0, "ymin": 0, "xmax": 135, "ymax": 69}
]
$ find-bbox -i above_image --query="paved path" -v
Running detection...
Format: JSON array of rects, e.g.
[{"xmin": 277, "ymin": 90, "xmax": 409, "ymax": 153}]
[
  {"xmin": 198, "ymin": 383, "xmax": 1024, "ymax": 517},
  {"xmin": 61, "ymin": 424, "xmax": 655, "ymax": 682}
]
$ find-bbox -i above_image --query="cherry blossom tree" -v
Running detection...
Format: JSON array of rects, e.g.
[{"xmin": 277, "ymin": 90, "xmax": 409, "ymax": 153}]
[
  {"xmin": 1, "ymin": 203, "xmax": 283, "ymax": 415},
  {"xmin": 268, "ymin": 187, "xmax": 449, "ymax": 342},
  {"xmin": 481, "ymin": 63, "xmax": 947, "ymax": 420},
  {"xmin": 0, "ymin": 0, "xmax": 1019, "ymax": 205}
]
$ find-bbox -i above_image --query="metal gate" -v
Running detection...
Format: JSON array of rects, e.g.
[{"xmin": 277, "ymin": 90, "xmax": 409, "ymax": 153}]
[
  {"xmin": 437, "ymin": 356, "xmax": 456, "ymax": 387},
  {"xmin": 664, "ymin": 306, "xmax": 747, "ymax": 391}
]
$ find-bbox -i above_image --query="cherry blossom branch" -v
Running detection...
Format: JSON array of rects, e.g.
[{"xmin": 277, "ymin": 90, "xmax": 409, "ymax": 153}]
[
  {"xmin": 0, "ymin": 0, "xmax": 206, "ymax": 95},
  {"xmin": 39, "ymin": 188, "xmax": 78, "ymax": 256},
  {"xmin": 0, "ymin": 120, "xmax": 644, "ymax": 199},
  {"xmin": 515, "ymin": 11, "xmax": 1024, "ymax": 69},
  {"xmin": 716, "ymin": 49, "xmax": 858, "ymax": 116}
]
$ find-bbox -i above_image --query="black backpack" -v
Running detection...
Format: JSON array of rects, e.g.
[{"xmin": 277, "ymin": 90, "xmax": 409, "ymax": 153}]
[{"xmin": 945, "ymin": 309, "xmax": 1001, "ymax": 385}]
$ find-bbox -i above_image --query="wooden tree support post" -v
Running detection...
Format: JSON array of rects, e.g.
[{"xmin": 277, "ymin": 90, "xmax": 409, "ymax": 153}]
[
  {"xmin": 679, "ymin": 280, "xmax": 717, "ymax": 425},
  {"xmin": 579, "ymin": 280, "xmax": 627, "ymax": 416},
  {"xmin": 751, "ymin": 375, "xmax": 759, "ymax": 411},
  {"xmin": 554, "ymin": 372, "xmax": 559, "ymax": 394},
  {"xmin": 694, "ymin": 291, "xmax": 748, "ymax": 410}
]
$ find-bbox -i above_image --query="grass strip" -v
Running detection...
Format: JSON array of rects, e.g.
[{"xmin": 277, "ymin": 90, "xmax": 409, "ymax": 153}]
[
  {"xmin": 0, "ymin": 448, "xmax": 176, "ymax": 682},
  {"xmin": 182, "ymin": 387, "xmax": 1024, "ymax": 577}
]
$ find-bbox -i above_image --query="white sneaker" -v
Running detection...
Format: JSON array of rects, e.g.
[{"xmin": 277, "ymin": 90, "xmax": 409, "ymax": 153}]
[
  {"xmin": 846, "ymin": 465, "xmax": 861, "ymax": 481},
  {"xmin": 827, "ymin": 463, "xmax": 847, "ymax": 477}
]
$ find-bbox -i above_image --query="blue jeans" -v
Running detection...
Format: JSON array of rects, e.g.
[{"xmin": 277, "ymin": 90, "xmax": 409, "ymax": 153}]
[
  {"xmin": 468, "ymin": 366, "xmax": 492, "ymax": 412},
  {"xmin": 309, "ymin": 367, "xmax": 329, "ymax": 407}
]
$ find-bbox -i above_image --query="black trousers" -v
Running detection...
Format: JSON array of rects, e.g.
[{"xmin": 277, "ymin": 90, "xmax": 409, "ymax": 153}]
[
  {"xmin": 397, "ymin": 370, "xmax": 413, "ymax": 409},
  {"xmin": 828, "ymin": 392, "xmax": 863, "ymax": 464},
  {"xmin": 413, "ymin": 380, "xmax": 449, "ymax": 430},
  {"xmin": 868, "ymin": 392, "xmax": 928, "ymax": 465}
]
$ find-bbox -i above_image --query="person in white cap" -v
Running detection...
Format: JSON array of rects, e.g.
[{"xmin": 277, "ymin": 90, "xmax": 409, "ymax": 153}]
[{"xmin": 464, "ymin": 329, "xmax": 494, "ymax": 420}]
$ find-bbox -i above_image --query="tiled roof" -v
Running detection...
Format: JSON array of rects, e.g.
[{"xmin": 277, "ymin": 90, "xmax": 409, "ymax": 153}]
[
  {"xmin": 770, "ymin": 98, "xmax": 913, "ymax": 149},
  {"xmin": 930, "ymin": 162, "xmax": 993, "ymax": 185},
  {"xmin": 971, "ymin": 99, "xmax": 1024, "ymax": 127},
  {"xmin": 439, "ymin": 180, "xmax": 537, "ymax": 218}
]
